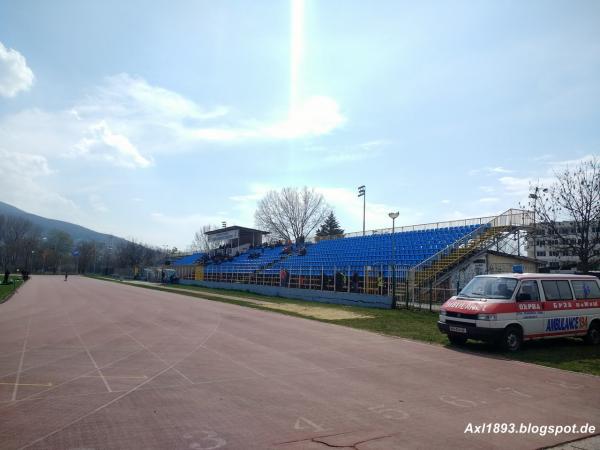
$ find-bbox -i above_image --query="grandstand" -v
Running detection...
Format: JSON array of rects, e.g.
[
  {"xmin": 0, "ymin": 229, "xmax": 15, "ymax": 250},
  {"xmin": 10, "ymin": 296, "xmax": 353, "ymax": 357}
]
[
  {"xmin": 172, "ymin": 252, "xmax": 206, "ymax": 266},
  {"xmin": 171, "ymin": 209, "xmax": 533, "ymax": 306}
]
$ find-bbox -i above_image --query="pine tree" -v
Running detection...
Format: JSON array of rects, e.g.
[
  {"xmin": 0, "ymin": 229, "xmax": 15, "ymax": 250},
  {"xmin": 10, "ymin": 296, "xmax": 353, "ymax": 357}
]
[{"xmin": 316, "ymin": 212, "xmax": 344, "ymax": 237}]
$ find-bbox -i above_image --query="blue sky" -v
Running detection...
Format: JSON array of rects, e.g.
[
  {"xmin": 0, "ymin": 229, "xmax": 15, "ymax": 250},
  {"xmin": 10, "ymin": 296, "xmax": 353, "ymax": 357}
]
[{"xmin": 0, "ymin": 0, "xmax": 599, "ymax": 249}]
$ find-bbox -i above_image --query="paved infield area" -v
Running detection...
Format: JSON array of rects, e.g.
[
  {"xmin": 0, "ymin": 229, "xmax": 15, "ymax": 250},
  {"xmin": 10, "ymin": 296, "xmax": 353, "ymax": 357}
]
[{"xmin": 0, "ymin": 276, "xmax": 598, "ymax": 450}]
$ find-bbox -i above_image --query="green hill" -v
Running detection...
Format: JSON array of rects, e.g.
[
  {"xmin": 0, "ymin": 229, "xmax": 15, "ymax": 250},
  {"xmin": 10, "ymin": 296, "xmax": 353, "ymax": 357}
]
[{"xmin": 0, "ymin": 201, "xmax": 126, "ymax": 245}]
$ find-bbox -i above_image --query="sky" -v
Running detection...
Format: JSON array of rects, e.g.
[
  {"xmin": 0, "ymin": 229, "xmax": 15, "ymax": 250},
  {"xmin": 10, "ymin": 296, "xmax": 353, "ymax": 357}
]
[{"xmin": 0, "ymin": 0, "xmax": 599, "ymax": 250}]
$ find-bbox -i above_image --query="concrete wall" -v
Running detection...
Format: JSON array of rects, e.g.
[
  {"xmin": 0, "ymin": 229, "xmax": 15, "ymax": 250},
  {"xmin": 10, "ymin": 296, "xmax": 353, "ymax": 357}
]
[
  {"xmin": 487, "ymin": 253, "xmax": 538, "ymax": 273},
  {"xmin": 179, "ymin": 280, "xmax": 393, "ymax": 309},
  {"xmin": 449, "ymin": 252, "xmax": 540, "ymax": 292}
]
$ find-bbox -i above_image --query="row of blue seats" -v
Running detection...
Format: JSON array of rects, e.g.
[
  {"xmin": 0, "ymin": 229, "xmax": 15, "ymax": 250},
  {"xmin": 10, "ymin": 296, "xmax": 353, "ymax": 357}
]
[{"xmin": 200, "ymin": 223, "xmax": 484, "ymax": 274}]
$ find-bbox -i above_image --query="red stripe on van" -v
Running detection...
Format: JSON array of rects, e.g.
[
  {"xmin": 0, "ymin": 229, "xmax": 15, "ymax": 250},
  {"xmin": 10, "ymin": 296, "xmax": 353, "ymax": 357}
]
[
  {"xmin": 526, "ymin": 330, "xmax": 587, "ymax": 339},
  {"xmin": 443, "ymin": 298, "xmax": 600, "ymax": 314}
]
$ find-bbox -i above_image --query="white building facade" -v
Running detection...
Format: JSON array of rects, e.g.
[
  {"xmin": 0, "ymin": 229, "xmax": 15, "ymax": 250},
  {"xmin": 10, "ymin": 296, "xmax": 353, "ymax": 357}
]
[{"xmin": 526, "ymin": 221, "xmax": 600, "ymax": 270}]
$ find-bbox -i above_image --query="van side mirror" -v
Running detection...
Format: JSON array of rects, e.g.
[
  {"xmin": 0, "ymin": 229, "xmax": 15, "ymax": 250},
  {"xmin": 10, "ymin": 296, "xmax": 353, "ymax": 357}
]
[{"xmin": 516, "ymin": 293, "xmax": 531, "ymax": 301}]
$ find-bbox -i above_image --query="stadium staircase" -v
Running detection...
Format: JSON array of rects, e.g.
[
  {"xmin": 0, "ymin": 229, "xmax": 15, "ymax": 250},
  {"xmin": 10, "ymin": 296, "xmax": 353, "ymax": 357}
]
[
  {"xmin": 254, "ymin": 252, "xmax": 291, "ymax": 274},
  {"xmin": 407, "ymin": 209, "xmax": 532, "ymax": 295}
]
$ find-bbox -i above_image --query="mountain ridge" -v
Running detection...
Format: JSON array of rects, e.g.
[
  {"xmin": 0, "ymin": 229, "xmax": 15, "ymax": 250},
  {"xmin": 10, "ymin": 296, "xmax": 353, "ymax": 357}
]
[{"xmin": 0, "ymin": 201, "xmax": 127, "ymax": 246}]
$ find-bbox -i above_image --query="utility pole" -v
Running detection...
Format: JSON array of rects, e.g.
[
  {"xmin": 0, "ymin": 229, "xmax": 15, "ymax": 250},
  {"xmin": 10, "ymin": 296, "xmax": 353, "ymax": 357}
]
[
  {"xmin": 389, "ymin": 212, "xmax": 399, "ymax": 308},
  {"xmin": 358, "ymin": 185, "xmax": 366, "ymax": 236},
  {"xmin": 528, "ymin": 186, "xmax": 548, "ymax": 261}
]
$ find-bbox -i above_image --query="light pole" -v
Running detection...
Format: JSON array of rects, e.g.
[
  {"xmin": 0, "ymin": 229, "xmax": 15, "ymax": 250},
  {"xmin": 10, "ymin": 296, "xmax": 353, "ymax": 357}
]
[
  {"xmin": 358, "ymin": 185, "xmax": 366, "ymax": 236},
  {"xmin": 528, "ymin": 186, "xmax": 548, "ymax": 261},
  {"xmin": 389, "ymin": 211, "xmax": 399, "ymax": 309}
]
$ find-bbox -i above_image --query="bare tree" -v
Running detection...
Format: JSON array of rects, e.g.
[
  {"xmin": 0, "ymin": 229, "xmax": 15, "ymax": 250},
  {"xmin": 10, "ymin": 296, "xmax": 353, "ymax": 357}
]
[
  {"xmin": 0, "ymin": 215, "xmax": 41, "ymax": 271},
  {"xmin": 255, "ymin": 187, "xmax": 330, "ymax": 242},
  {"xmin": 191, "ymin": 224, "xmax": 220, "ymax": 252},
  {"xmin": 75, "ymin": 240, "xmax": 97, "ymax": 273},
  {"xmin": 531, "ymin": 157, "xmax": 600, "ymax": 272},
  {"xmin": 44, "ymin": 229, "xmax": 74, "ymax": 273},
  {"xmin": 114, "ymin": 239, "xmax": 162, "ymax": 270}
]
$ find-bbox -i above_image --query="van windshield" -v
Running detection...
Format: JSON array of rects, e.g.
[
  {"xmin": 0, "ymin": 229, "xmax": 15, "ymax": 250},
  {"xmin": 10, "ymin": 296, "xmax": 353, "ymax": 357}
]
[{"xmin": 459, "ymin": 277, "xmax": 518, "ymax": 300}]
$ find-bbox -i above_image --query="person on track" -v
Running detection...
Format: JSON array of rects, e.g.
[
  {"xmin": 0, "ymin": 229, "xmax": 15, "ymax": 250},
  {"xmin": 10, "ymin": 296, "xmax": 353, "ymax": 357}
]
[{"xmin": 64, "ymin": 272, "xmax": 68, "ymax": 281}]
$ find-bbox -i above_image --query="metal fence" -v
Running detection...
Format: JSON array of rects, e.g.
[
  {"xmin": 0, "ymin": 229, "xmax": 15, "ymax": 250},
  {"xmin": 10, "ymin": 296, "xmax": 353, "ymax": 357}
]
[
  {"xmin": 173, "ymin": 262, "xmax": 459, "ymax": 310},
  {"xmin": 178, "ymin": 263, "xmax": 410, "ymax": 294}
]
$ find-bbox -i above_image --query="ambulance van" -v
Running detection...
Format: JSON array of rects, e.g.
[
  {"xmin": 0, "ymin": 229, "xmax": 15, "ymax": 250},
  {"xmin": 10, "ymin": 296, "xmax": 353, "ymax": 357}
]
[{"xmin": 437, "ymin": 273, "xmax": 600, "ymax": 351}]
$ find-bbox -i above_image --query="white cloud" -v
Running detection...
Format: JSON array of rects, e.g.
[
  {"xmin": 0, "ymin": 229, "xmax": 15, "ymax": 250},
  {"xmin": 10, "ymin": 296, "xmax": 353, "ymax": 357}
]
[
  {"xmin": 439, "ymin": 210, "xmax": 468, "ymax": 221},
  {"xmin": 78, "ymin": 75, "xmax": 344, "ymax": 144},
  {"xmin": 496, "ymin": 154, "xmax": 598, "ymax": 199},
  {"xmin": 89, "ymin": 194, "xmax": 108, "ymax": 213},
  {"xmin": 489, "ymin": 166, "xmax": 513, "ymax": 174},
  {"xmin": 0, "ymin": 149, "xmax": 76, "ymax": 217},
  {"xmin": 77, "ymin": 73, "xmax": 228, "ymax": 123},
  {"xmin": 298, "ymin": 140, "xmax": 386, "ymax": 167},
  {"xmin": 469, "ymin": 166, "xmax": 514, "ymax": 176},
  {"xmin": 265, "ymin": 96, "xmax": 345, "ymax": 139},
  {"xmin": 498, "ymin": 176, "xmax": 532, "ymax": 196},
  {"xmin": 71, "ymin": 121, "xmax": 152, "ymax": 168},
  {"xmin": 0, "ymin": 74, "xmax": 345, "ymax": 174},
  {"xmin": 0, "ymin": 42, "xmax": 34, "ymax": 97},
  {"xmin": 150, "ymin": 212, "xmax": 221, "ymax": 227},
  {"xmin": 478, "ymin": 197, "xmax": 500, "ymax": 203},
  {"xmin": 440, "ymin": 199, "xmax": 451, "ymax": 204},
  {"xmin": 545, "ymin": 153, "xmax": 598, "ymax": 169},
  {"xmin": 187, "ymin": 95, "xmax": 345, "ymax": 142}
]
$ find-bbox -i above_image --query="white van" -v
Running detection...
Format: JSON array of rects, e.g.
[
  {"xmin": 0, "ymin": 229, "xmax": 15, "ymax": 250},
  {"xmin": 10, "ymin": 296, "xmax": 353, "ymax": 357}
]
[{"xmin": 437, "ymin": 273, "xmax": 600, "ymax": 351}]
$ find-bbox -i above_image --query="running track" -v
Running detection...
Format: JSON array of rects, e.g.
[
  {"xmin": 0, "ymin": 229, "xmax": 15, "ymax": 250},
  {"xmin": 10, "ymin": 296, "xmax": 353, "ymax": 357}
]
[{"xmin": 0, "ymin": 276, "xmax": 598, "ymax": 449}]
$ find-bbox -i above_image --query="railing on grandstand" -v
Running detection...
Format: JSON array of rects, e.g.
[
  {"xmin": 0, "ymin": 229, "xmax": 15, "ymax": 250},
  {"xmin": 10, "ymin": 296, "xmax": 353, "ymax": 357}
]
[
  {"xmin": 175, "ymin": 263, "xmax": 455, "ymax": 311},
  {"xmin": 180, "ymin": 263, "xmax": 409, "ymax": 294},
  {"xmin": 313, "ymin": 214, "xmax": 498, "ymax": 242},
  {"xmin": 408, "ymin": 209, "xmax": 532, "ymax": 277}
]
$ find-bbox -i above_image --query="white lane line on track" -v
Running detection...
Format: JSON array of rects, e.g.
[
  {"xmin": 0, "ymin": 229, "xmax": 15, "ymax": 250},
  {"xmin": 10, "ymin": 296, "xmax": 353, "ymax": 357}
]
[
  {"xmin": 0, "ymin": 349, "xmax": 145, "ymax": 409},
  {"xmin": 19, "ymin": 308, "xmax": 223, "ymax": 450},
  {"xmin": 69, "ymin": 321, "xmax": 112, "ymax": 393},
  {"xmin": 81, "ymin": 375, "xmax": 148, "ymax": 380},
  {"xmin": 79, "ymin": 290, "xmax": 199, "ymax": 388},
  {"xmin": 12, "ymin": 315, "xmax": 32, "ymax": 401}
]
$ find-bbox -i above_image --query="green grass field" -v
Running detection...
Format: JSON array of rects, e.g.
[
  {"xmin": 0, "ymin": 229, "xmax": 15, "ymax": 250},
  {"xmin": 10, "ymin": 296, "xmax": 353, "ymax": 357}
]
[
  {"xmin": 89, "ymin": 277, "xmax": 600, "ymax": 376},
  {"xmin": 0, "ymin": 276, "xmax": 24, "ymax": 303}
]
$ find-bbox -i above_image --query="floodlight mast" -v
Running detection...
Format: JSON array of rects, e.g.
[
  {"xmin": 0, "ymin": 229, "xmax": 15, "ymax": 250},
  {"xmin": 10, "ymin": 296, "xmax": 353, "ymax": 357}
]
[
  {"xmin": 528, "ymin": 186, "xmax": 548, "ymax": 261},
  {"xmin": 388, "ymin": 212, "xmax": 399, "ymax": 308},
  {"xmin": 358, "ymin": 185, "xmax": 366, "ymax": 236}
]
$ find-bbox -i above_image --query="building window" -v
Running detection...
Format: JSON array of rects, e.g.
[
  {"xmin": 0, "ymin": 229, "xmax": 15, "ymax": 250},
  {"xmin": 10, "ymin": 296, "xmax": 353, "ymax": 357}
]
[{"xmin": 536, "ymin": 251, "xmax": 546, "ymax": 257}]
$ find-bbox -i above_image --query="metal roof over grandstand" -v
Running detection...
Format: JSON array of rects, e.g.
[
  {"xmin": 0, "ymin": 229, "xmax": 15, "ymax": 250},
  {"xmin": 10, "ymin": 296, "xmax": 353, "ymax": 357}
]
[{"xmin": 205, "ymin": 226, "xmax": 268, "ymax": 236}]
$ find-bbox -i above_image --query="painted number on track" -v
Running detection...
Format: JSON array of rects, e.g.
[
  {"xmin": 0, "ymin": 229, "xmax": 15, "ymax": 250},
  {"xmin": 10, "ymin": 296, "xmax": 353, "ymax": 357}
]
[
  {"xmin": 439, "ymin": 395, "xmax": 478, "ymax": 408},
  {"xmin": 368, "ymin": 404, "xmax": 409, "ymax": 420},
  {"xmin": 547, "ymin": 380, "xmax": 583, "ymax": 390},
  {"xmin": 183, "ymin": 431, "xmax": 226, "ymax": 450},
  {"xmin": 494, "ymin": 387, "xmax": 532, "ymax": 398},
  {"xmin": 294, "ymin": 417, "xmax": 327, "ymax": 432}
]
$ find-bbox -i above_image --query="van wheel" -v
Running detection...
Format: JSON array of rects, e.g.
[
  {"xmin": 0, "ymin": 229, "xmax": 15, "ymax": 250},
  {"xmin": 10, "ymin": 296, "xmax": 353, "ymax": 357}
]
[
  {"xmin": 501, "ymin": 326, "xmax": 523, "ymax": 352},
  {"xmin": 584, "ymin": 322, "xmax": 600, "ymax": 345},
  {"xmin": 448, "ymin": 334, "xmax": 467, "ymax": 346}
]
